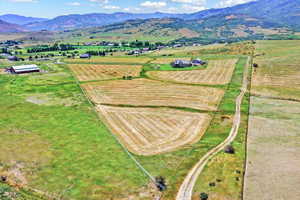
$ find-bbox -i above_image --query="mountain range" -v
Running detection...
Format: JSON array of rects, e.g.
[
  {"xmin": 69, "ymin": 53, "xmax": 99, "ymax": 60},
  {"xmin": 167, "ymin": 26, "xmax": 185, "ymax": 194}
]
[
  {"xmin": 0, "ymin": 14, "xmax": 47, "ymax": 26},
  {"xmin": 0, "ymin": 0, "xmax": 299, "ymax": 40},
  {"xmin": 0, "ymin": 19, "xmax": 26, "ymax": 33}
]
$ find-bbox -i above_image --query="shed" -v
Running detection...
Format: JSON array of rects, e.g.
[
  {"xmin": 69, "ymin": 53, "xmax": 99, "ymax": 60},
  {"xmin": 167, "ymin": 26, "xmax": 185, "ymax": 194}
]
[
  {"xmin": 7, "ymin": 56, "xmax": 18, "ymax": 61},
  {"xmin": 80, "ymin": 54, "xmax": 91, "ymax": 59},
  {"xmin": 191, "ymin": 58, "xmax": 206, "ymax": 66},
  {"xmin": 10, "ymin": 64, "xmax": 40, "ymax": 74}
]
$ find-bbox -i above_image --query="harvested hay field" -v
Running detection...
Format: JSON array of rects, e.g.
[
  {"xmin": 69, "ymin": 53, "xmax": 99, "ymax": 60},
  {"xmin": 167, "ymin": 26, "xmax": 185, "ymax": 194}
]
[
  {"xmin": 147, "ymin": 59, "xmax": 238, "ymax": 85},
  {"xmin": 244, "ymin": 97, "xmax": 300, "ymax": 200},
  {"xmin": 97, "ymin": 105, "xmax": 212, "ymax": 155},
  {"xmin": 82, "ymin": 78, "xmax": 224, "ymax": 111},
  {"xmin": 69, "ymin": 64, "xmax": 142, "ymax": 81},
  {"xmin": 65, "ymin": 56, "xmax": 152, "ymax": 64},
  {"xmin": 252, "ymin": 40, "xmax": 300, "ymax": 100}
]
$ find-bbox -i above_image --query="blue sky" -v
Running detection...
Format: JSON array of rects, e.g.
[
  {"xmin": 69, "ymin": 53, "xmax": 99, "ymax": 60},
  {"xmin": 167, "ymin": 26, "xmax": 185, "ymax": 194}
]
[{"xmin": 0, "ymin": 0, "xmax": 253, "ymax": 18}]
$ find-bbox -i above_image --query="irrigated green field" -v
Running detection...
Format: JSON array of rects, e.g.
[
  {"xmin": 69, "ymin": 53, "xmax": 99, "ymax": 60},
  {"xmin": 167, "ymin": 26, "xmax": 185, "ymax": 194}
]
[{"xmin": 0, "ymin": 64, "xmax": 148, "ymax": 200}]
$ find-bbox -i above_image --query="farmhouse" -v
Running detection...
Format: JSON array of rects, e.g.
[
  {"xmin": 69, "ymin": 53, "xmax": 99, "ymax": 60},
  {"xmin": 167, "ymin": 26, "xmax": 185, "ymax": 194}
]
[
  {"xmin": 191, "ymin": 59, "xmax": 206, "ymax": 66},
  {"xmin": 9, "ymin": 64, "xmax": 40, "ymax": 74},
  {"xmin": 80, "ymin": 54, "xmax": 91, "ymax": 59},
  {"xmin": 7, "ymin": 56, "xmax": 18, "ymax": 61},
  {"xmin": 171, "ymin": 60, "xmax": 192, "ymax": 68}
]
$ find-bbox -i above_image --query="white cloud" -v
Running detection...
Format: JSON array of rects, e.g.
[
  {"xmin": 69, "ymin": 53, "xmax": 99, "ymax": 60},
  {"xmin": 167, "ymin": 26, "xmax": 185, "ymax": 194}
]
[
  {"xmin": 217, "ymin": 0, "xmax": 254, "ymax": 8},
  {"xmin": 89, "ymin": 0, "xmax": 109, "ymax": 4},
  {"xmin": 140, "ymin": 1, "xmax": 167, "ymax": 8},
  {"xmin": 9, "ymin": 0, "xmax": 37, "ymax": 2},
  {"xmin": 103, "ymin": 5, "xmax": 120, "ymax": 10},
  {"xmin": 67, "ymin": 2, "xmax": 81, "ymax": 6},
  {"xmin": 181, "ymin": 4, "xmax": 206, "ymax": 12},
  {"xmin": 171, "ymin": 0, "xmax": 206, "ymax": 6},
  {"xmin": 123, "ymin": 7, "xmax": 142, "ymax": 12}
]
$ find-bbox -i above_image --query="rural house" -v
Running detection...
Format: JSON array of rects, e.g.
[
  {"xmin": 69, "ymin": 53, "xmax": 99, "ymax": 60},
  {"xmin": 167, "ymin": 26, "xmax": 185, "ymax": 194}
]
[
  {"xmin": 171, "ymin": 60, "xmax": 192, "ymax": 68},
  {"xmin": 7, "ymin": 56, "xmax": 18, "ymax": 61},
  {"xmin": 9, "ymin": 64, "xmax": 40, "ymax": 74},
  {"xmin": 80, "ymin": 54, "xmax": 91, "ymax": 59},
  {"xmin": 191, "ymin": 59, "xmax": 206, "ymax": 66}
]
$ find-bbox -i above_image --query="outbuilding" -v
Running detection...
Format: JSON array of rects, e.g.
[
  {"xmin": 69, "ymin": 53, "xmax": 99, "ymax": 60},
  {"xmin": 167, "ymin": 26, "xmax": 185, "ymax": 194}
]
[
  {"xmin": 10, "ymin": 64, "xmax": 40, "ymax": 74},
  {"xmin": 191, "ymin": 58, "xmax": 206, "ymax": 66},
  {"xmin": 7, "ymin": 56, "xmax": 19, "ymax": 61},
  {"xmin": 80, "ymin": 54, "xmax": 91, "ymax": 59},
  {"xmin": 171, "ymin": 60, "xmax": 192, "ymax": 68}
]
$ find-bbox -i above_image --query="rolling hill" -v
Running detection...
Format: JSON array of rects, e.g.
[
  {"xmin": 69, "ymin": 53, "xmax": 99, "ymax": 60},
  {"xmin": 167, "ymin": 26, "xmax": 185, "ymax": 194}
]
[
  {"xmin": 75, "ymin": 14, "xmax": 293, "ymax": 43},
  {"xmin": 24, "ymin": 12, "xmax": 186, "ymax": 31},
  {"xmin": 0, "ymin": 20, "xmax": 26, "ymax": 32},
  {"xmin": 0, "ymin": 14, "xmax": 47, "ymax": 25},
  {"xmin": 188, "ymin": 0, "xmax": 300, "ymax": 28},
  {"xmin": 20, "ymin": 0, "xmax": 300, "ymax": 31}
]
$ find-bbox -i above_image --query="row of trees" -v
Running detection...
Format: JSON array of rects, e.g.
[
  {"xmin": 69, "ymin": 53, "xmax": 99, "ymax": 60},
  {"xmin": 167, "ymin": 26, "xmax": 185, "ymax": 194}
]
[{"xmin": 27, "ymin": 44, "xmax": 76, "ymax": 53}]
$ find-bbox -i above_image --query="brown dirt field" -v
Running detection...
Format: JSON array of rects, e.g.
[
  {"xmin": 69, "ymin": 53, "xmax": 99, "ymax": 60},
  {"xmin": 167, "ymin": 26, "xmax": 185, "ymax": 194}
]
[
  {"xmin": 69, "ymin": 64, "xmax": 142, "ymax": 81},
  {"xmin": 244, "ymin": 97, "xmax": 300, "ymax": 200},
  {"xmin": 82, "ymin": 78, "xmax": 224, "ymax": 111},
  {"xmin": 147, "ymin": 59, "xmax": 238, "ymax": 85},
  {"xmin": 97, "ymin": 105, "xmax": 212, "ymax": 155},
  {"xmin": 248, "ymin": 26, "xmax": 281, "ymax": 35}
]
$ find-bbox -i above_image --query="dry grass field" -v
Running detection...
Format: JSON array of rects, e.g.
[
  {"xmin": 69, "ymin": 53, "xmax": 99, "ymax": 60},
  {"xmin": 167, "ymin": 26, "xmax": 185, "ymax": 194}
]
[
  {"xmin": 82, "ymin": 78, "xmax": 224, "ymax": 111},
  {"xmin": 252, "ymin": 40, "xmax": 300, "ymax": 100},
  {"xmin": 69, "ymin": 64, "xmax": 142, "ymax": 81},
  {"xmin": 65, "ymin": 56, "xmax": 152, "ymax": 64},
  {"xmin": 151, "ymin": 44, "xmax": 225, "ymax": 56},
  {"xmin": 97, "ymin": 105, "xmax": 212, "ymax": 155},
  {"xmin": 147, "ymin": 59, "xmax": 238, "ymax": 85},
  {"xmin": 244, "ymin": 97, "xmax": 300, "ymax": 200}
]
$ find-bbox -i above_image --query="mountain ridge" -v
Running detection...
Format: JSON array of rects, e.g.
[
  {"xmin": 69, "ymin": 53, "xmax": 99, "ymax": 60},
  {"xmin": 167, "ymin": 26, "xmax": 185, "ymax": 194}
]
[
  {"xmin": 0, "ymin": 14, "xmax": 48, "ymax": 25},
  {"xmin": 0, "ymin": 0, "xmax": 299, "ymax": 33}
]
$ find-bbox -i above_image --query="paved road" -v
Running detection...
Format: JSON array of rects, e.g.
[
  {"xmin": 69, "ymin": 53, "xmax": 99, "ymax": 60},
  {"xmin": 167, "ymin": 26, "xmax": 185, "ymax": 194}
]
[{"xmin": 176, "ymin": 57, "xmax": 250, "ymax": 200}]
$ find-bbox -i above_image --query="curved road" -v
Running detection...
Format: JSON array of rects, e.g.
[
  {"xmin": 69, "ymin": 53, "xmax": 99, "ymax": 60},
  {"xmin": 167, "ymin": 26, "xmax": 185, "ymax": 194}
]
[{"xmin": 176, "ymin": 57, "xmax": 250, "ymax": 200}]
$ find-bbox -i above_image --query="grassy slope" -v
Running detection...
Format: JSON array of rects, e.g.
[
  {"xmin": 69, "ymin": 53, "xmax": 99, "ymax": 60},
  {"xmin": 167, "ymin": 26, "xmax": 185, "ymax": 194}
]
[{"xmin": 0, "ymin": 65, "xmax": 147, "ymax": 200}]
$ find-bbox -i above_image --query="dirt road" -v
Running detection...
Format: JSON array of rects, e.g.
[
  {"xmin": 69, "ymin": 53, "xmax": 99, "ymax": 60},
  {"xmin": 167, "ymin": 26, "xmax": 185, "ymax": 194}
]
[{"xmin": 176, "ymin": 57, "xmax": 250, "ymax": 200}]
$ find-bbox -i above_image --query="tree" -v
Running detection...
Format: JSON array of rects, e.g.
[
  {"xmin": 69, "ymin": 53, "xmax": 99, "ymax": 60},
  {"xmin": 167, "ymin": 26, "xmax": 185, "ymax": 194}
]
[
  {"xmin": 200, "ymin": 192, "xmax": 208, "ymax": 200},
  {"xmin": 224, "ymin": 145, "xmax": 235, "ymax": 154},
  {"xmin": 155, "ymin": 176, "xmax": 167, "ymax": 191}
]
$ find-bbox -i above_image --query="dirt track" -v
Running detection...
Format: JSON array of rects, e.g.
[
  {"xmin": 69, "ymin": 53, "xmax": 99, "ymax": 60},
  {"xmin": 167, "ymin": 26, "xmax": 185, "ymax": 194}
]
[{"xmin": 175, "ymin": 57, "xmax": 250, "ymax": 200}]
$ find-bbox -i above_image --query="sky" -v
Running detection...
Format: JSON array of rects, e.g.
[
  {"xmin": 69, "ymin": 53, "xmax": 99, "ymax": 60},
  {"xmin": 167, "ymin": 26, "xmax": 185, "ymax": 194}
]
[{"xmin": 0, "ymin": 0, "xmax": 253, "ymax": 18}]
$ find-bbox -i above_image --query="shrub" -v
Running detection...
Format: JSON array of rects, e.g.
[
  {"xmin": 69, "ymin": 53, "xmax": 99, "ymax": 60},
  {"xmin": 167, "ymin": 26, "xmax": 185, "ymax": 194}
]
[
  {"xmin": 200, "ymin": 192, "xmax": 208, "ymax": 200},
  {"xmin": 224, "ymin": 145, "xmax": 235, "ymax": 154}
]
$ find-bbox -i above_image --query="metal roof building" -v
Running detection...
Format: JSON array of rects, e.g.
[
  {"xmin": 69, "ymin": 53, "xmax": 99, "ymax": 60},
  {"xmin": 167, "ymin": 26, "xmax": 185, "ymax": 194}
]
[{"xmin": 10, "ymin": 64, "xmax": 40, "ymax": 74}]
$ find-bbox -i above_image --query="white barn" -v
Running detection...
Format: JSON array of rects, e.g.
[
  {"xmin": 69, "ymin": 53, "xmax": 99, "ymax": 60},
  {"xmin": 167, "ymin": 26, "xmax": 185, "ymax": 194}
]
[{"xmin": 10, "ymin": 64, "xmax": 40, "ymax": 74}]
